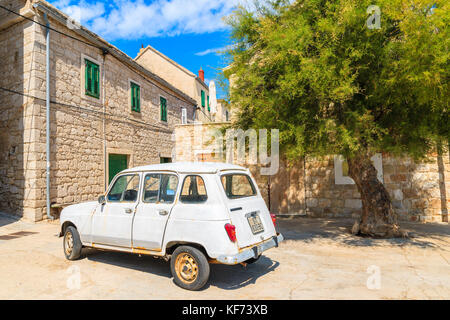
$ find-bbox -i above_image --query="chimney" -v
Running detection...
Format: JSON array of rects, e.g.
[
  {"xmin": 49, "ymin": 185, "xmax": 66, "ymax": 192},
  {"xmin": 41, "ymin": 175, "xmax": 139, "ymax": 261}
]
[
  {"xmin": 138, "ymin": 44, "xmax": 145, "ymax": 55},
  {"xmin": 198, "ymin": 67, "xmax": 205, "ymax": 82}
]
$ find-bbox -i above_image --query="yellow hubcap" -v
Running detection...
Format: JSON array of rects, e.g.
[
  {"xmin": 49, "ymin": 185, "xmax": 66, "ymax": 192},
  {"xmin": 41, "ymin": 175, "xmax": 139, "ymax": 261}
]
[
  {"xmin": 175, "ymin": 253, "xmax": 199, "ymax": 284},
  {"xmin": 64, "ymin": 232, "xmax": 73, "ymax": 255}
]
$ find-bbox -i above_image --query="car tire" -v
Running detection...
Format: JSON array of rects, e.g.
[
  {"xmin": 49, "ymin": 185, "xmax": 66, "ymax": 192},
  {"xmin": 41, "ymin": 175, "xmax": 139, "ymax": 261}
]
[
  {"xmin": 170, "ymin": 245, "xmax": 210, "ymax": 291},
  {"xmin": 63, "ymin": 226, "xmax": 82, "ymax": 260},
  {"xmin": 246, "ymin": 255, "xmax": 261, "ymax": 264}
]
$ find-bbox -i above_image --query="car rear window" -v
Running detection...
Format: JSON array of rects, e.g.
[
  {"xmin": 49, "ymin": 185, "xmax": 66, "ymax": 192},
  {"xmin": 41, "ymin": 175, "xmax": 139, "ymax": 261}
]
[{"xmin": 221, "ymin": 174, "xmax": 256, "ymax": 199}]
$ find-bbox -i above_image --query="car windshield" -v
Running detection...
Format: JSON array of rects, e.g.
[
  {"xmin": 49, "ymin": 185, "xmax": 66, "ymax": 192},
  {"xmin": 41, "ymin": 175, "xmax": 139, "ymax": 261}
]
[{"xmin": 221, "ymin": 174, "xmax": 256, "ymax": 199}]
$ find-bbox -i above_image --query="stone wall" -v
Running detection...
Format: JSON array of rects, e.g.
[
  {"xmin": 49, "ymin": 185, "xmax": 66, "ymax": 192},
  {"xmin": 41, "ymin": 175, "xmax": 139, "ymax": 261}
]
[
  {"xmin": 175, "ymin": 123, "xmax": 449, "ymax": 223},
  {"xmin": 0, "ymin": 18, "xmax": 41, "ymax": 220},
  {"xmin": 1, "ymin": 6, "xmax": 195, "ymax": 221}
]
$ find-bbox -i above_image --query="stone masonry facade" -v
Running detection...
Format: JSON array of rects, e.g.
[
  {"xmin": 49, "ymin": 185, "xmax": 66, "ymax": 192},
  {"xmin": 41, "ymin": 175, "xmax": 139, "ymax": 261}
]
[
  {"xmin": 175, "ymin": 123, "xmax": 450, "ymax": 223},
  {"xmin": 0, "ymin": 0, "xmax": 195, "ymax": 221}
]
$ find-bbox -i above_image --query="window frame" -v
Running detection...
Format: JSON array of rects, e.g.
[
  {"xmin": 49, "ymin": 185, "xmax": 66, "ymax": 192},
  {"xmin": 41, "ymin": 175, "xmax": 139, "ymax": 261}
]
[
  {"xmin": 130, "ymin": 81, "xmax": 141, "ymax": 113},
  {"xmin": 181, "ymin": 107, "xmax": 187, "ymax": 124},
  {"xmin": 334, "ymin": 153, "xmax": 384, "ymax": 185},
  {"xmin": 220, "ymin": 173, "xmax": 257, "ymax": 200},
  {"xmin": 84, "ymin": 58, "xmax": 100, "ymax": 99},
  {"xmin": 179, "ymin": 175, "xmax": 208, "ymax": 204},
  {"xmin": 141, "ymin": 172, "xmax": 179, "ymax": 204},
  {"xmin": 106, "ymin": 173, "xmax": 141, "ymax": 203}
]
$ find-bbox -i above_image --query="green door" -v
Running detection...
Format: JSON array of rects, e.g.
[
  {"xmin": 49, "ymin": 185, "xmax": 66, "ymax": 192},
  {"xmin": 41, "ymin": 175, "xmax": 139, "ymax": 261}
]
[{"xmin": 108, "ymin": 154, "xmax": 128, "ymax": 185}]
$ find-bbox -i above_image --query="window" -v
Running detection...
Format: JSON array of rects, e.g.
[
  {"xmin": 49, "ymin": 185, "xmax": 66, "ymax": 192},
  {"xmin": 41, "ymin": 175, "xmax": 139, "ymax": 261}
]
[
  {"xmin": 131, "ymin": 82, "xmax": 140, "ymax": 112},
  {"xmin": 181, "ymin": 108, "xmax": 187, "ymax": 124},
  {"xmin": 142, "ymin": 173, "xmax": 178, "ymax": 204},
  {"xmin": 160, "ymin": 96, "xmax": 167, "ymax": 122},
  {"xmin": 180, "ymin": 175, "xmax": 207, "ymax": 203},
  {"xmin": 207, "ymin": 96, "xmax": 210, "ymax": 112},
  {"xmin": 221, "ymin": 174, "xmax": 257, "ymax": 199},
  {"xmin": 225, "ymin": 110, "xmax": 229, "ymax": 122},
  {"xmin": 107, "ymin": 174, "xmax": 140, "ymax": 202},
  {"xmin": 201, "ymin": 90, "xmax": 205, "ymax": 108},
  {"xmin": 160, "ymin": 157, "xmax": 172, "ymax": 163},
  {"xmin": 85, "ymin": 59, "xmax": 99, "ymax": 98}
]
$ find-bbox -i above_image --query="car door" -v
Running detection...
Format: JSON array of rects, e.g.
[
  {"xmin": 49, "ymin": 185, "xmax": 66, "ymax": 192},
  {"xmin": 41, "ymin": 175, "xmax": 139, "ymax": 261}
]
[
  {"xmin": 219, "ymin": 172, "xmax": 276, "ymax": 248},
  {"xmin": 132, "ymin": 172, "xmax": 179, "ymax": 250},
  {"xmin": 92, "ymin": 173, "xmax": 141, "ymax": 247}
]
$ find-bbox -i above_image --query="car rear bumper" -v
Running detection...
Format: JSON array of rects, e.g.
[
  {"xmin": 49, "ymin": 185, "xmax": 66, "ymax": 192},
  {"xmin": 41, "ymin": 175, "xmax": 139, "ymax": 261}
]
[{"xmin": 216, "ymin": 233, "xmax": 284, "ymax": 265}]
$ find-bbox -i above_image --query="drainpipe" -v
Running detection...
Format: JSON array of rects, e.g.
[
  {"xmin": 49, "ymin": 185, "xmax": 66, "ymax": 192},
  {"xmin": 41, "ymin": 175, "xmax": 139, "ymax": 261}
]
[
  {"xmin": 101, "ymin": 49, "xmax": 108, "ymax": 191},
  {"xmin": 44, "ymin": 13, "xmax": 53, "ymax": 220}
]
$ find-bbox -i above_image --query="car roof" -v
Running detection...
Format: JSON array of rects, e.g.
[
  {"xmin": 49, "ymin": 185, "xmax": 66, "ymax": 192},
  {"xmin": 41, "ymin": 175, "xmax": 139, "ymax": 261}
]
[{"xmin": 121, "ymin": 162, "xmax": 248, "ymax": 174}]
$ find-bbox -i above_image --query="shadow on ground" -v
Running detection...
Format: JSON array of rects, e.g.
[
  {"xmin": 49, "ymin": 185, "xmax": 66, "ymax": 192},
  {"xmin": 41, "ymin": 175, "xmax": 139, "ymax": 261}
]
[
  {"xmin": 0, "ymin": 212, "xmax": 21, "ymax": 228},
  {"xmin": 278, "ymin": 217, "xmax": 450, "ymax": 249},
  {"xmin": 83, "ymin": 248, "xmax": 279, "ymax": 291}
]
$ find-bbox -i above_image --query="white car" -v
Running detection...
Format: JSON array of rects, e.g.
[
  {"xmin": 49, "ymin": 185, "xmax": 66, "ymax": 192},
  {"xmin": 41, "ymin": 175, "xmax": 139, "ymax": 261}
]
[{"xmin": 59, "ymin": 162, "xmax": 283, "ymax": 290}]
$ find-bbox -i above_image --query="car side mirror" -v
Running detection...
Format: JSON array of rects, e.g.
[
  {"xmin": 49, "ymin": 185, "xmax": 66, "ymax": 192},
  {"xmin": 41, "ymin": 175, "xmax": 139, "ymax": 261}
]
[{"xmin": 98, "ymin": 195, "xmax": 106, "ymax": 204}]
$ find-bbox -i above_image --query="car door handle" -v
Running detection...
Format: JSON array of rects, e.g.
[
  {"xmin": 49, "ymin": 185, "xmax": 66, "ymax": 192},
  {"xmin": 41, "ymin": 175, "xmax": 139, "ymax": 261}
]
[
  {"xmin": 125, "ymin": 208, "xmax": 133, "ymax": 214},
  {"xmin": 158, "ymin": 209, "xmax": 168, "ymax": 216}
]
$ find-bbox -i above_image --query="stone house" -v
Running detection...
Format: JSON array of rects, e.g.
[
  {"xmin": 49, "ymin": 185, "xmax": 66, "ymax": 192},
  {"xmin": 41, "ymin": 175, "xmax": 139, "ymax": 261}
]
[
  {"xmin": 214, "ymin": 99, "xmax": 231, "ymax": 123},
  {"xmin": 0, "ymin": 0, "xmax": 197, "ymax": 221},
  {"xmin": 135, "ymin": 45, "xmax": 213, "ymax": 123},
  {"xmin": 175, "ymin": 123, "xmax": 449, "ymax": 223}
]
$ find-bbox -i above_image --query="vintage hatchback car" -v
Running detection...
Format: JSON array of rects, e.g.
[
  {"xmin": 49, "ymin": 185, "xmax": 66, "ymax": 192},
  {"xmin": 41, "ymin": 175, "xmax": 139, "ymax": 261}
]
[{"xmin": 59, "ymin": 162, "xmax": 283, "ymax": 290}]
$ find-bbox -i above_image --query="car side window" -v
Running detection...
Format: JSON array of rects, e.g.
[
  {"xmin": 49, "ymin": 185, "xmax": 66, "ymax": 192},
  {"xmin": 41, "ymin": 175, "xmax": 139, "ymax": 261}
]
[
  {"xmin": 143, "ymin": 173, "xmax": 178, "ymax": 204},
  {"xmin": 143, "ymin": 174, "xmax": 160, "ymax": 203},
  {"xmin": 160, "ymin": 174, "xmax": 178, "ymax": 203},
  {"xmin": 107, "ymin": 174, "xmax": 140, "ymax": 202},
  {"xmin": 180, "ymin": 175, "xmax": 207, "ymax": 203}
]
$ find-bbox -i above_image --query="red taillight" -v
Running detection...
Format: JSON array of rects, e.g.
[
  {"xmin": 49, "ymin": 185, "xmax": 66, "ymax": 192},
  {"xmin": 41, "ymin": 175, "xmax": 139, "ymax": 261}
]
[
  {"xmin": 270, "ymin": 213, "xmax": 277, "ymax": 228},
  {"xmin": 224, "ymin": 223, "xmax": 237, "ymax": 242}
]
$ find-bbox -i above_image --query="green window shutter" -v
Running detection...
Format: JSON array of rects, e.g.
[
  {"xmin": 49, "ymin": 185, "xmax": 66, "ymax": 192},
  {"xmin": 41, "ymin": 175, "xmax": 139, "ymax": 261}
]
[
  {"xmin": 137, "ymin": 86, "xmax": 140, "ymax": 112},
  {"xmin": 85, "ymin": 59, "xmax": 100, "ymax": 98},
  {"xmin": 85, "ymin": 60, "xmax": 91, "ymax": 94},
  {"xmin": 131, "ymin": 82, "xmax": 140, "ymax": 112},
  {"xmin": 131, "ymin": 85, "xmax": 134, "ymax": 110},
  {"xmin": 207, "ymin": 96, "xmax": 210, "ymax": 112},
  {"xmin": 201, "ymin": 90, "xmax": 205, "ymax": 107},
  {"xmin": 160, "ymin": 96, "xmax": 167, "ymax": 122},
  {"xmin": 94, "ymin": 64, "xmax": 99, "ymax": 96}
]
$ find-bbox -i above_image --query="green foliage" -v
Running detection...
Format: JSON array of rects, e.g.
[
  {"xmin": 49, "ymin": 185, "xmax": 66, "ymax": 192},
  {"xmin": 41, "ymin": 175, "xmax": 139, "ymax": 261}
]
[{"xmin": 224, "ymin": 0, "xmax": 449, "ymax": 160}]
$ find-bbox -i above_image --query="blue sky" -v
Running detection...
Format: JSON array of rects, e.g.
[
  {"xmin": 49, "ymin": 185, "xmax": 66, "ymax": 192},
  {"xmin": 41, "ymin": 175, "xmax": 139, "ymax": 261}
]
[{"xmin": 49, "ymin": 0, "xmax": 241, "ymax": 98}]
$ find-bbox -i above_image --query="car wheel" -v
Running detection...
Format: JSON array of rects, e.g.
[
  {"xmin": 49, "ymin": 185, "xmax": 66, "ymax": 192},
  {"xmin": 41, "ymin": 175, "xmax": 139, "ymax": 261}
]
[
  {"xmin": 63, "ymin": 226, "xmax": 82, "ymax": 260},
  {"xmin": 170, "ymin": 245, "xmax": 210, "ymax": 291},
  {"xmin": 246, "ymin": 255, "xmax": 261, "ymax": 264}
]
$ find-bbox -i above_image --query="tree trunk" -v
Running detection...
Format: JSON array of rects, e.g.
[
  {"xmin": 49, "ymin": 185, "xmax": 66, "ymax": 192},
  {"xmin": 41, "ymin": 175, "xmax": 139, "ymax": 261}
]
[{"xmin": 347, "ymin": 155, "xmax": 405, "ymax": 238}]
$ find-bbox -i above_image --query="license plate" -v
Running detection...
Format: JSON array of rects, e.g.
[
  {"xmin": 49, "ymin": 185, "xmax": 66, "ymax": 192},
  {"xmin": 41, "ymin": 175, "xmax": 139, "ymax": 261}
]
[{"xmin": 247, "ymin": 212, "xmax": 264, "ymax": 234}]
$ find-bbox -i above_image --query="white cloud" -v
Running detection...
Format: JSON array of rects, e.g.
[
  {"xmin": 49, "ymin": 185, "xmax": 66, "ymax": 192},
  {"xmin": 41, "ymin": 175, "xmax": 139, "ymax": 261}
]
[
  {"xmin": 50, "ymin": 0, "xmax": 106, "ymax": 26},
  {"xmin": 195, "ymin": 44, "xmax": 237, "ymax": 56},
  {"xmin": 49, "ymin": 0, "xmax": 243, "ymax": 40}
]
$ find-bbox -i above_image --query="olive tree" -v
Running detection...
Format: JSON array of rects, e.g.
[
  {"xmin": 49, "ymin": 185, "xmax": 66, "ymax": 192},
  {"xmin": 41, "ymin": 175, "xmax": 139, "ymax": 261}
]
[{"xmin": 224, "ymin": 0, "xmax": 449, "ymax": 237}]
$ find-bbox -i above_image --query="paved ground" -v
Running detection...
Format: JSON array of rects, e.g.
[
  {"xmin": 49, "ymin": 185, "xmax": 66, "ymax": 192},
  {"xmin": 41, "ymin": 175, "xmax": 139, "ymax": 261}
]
[{"xmin": 0, "ymin": 212, "xmax": 449, "ymax": 299}]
